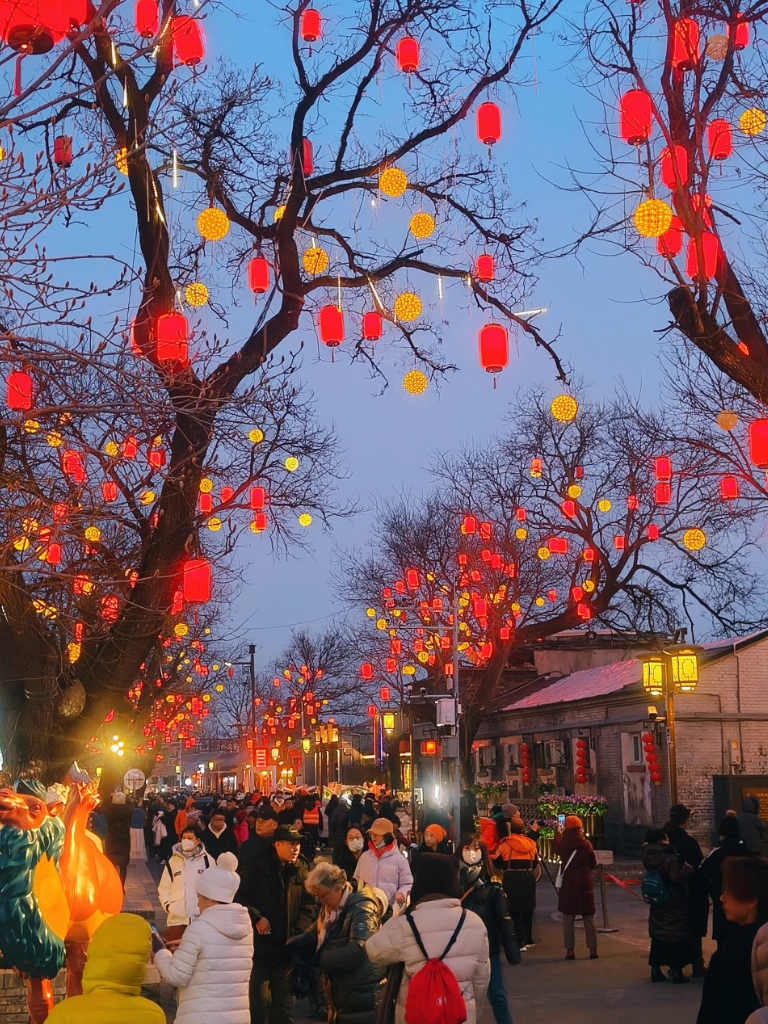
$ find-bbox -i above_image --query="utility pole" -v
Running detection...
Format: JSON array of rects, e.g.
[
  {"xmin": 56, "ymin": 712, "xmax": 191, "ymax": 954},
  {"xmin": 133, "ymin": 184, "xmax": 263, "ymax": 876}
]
[
  {"xmin": 249, "ymin": 644, "xmax": 256, "ymax": 733},
  {"xmin": 451, "ymin": 585, "xmax": 461, "ymax": 844},
  {"xmin": 666, "ymin": 687, "xmax": 678, "ymax": 806}
]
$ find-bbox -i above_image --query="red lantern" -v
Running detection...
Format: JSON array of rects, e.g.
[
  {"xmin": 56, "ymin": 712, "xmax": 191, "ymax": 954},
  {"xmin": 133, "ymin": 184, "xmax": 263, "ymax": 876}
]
[
  {"xmin": 647, "ymin": 524, "xmax": 660, "ymax": 541},
  {"xmin": 562, "ymin": 499, "xmax": 576, "ymax": 519},
  {"xmin": 156, "ymin": 312, "xmax": 189, "ymax": 366},
  {"xmin": 656, "ymin": 216, "xmax": 683, "ymax": 258},
  {"xmin": 249, "ymin": 486, "xmax": 265, "ymax": 510},
  {"xmin": 583, "ymin": 547, "xmax": 596, "ymax": 561},
  {"xmin": 619, "ymin": 89, "xmax": 652, "ymax": 146},
  {"xmin": 367, "ymin": 704, "xmax": 377, "ymax": 718},
  {"xmin": 360, "ymin": 662, "xmax": 374, "ymax": 681},
  {"xmin": 379, "ymin": 686, "xmax": 390, "ymax": 701},
  {"xmin": 672, "ymin": 18, "xmax": 700, "ymax": 71},
  {"xmin": 654, "ymin": 456, "xmax": 672, "ymax": 481},
  {"xmin": 300, "ymin": 8, "xmax": 321, "ymax": 43},
  {"xmin": 248, "ymin": 256, "xmax": 270, "ymax": 294},
  {"xmin": 707, "ymin": 119, "xmax": 732, "ymax": 161},
  {"xmin": 654, "ymin": 482, "xmax": 671, "ymax": 505},
  {"xmin": 474, "ymin": 254, "xmax": 494, "ymax": 282},
  {"xmin": 659, "ymin": 144, "xmax": 689, "ymax": 188},
  {"xmin": 62, "ymin": 449, "xmax": 85, "ymax": 483},
  {"xmin": 147, "ymin": 444, "xmax": 165, "ymax": 470},
  {"xmin": 421, "ymin": 739, "xmax": 437, "ymax": 755},
  {"xmin": 720, "ymin": 475, "xmax": 739, "ymax": 500},
  {"xmin": 46, "ymin": 542, "xmax": 61, "ymax": 565},
  {"xmin": 6, "ymin": 369, "xmax": 33, "ymax": 410},
  {"xmin": 172, "ymin": 15, "xmax": 204, "ymax": 66},
  {"xmin": 293, "ymin": 137, "xmax": 313, "ymax": 175},
  {"xmin": 396, "ymin": 36, "xmax": 419, "ymax": 73},
  {"xmin": 0, "ymin": 0, "xmax": 66, "ymax": 54},
  {"xmin": 406, "ymin": 567, "xmax": 420, "ymax": 589},
  {"xmin": 183, "ymin": 557, "xmax": 212, "ymax": 603},
  {"xmin": 135, "ymin": 0, "xmax": 158, "ymax": 36},
  {"xmin": 729, "ymin": 14, "xmax": 749, "ymax": 50},
  {"xmin": 691, "ymin": 192, "xmax": 713, "ymax": 228},
  {"xmin": 318, "ymin": 305, "xmax": 344, "ymax": 347},
  {"xmin": 102, "ymin": 480, "xmax": 118, "ymax": 502},
  {"xmin": 749, "ymin": 420, "xmax": 768, "ymax": 468},
  {"xmin": 476, "ymin": 101, "xmax": 501, "ymax": 146},
  {"xmin": 686, "ymin": 231, "xmax": 721, "ymax": 280},
  {"xmin": 478, "ymin": 323, "xmax": 508, "ymax": 374},
  {"xmin": 362, "ymin": 311, "xmax": 383, "ymax": 341},
  {"xmin": 54, "ymin": 134, "xmax": 72, "ymax": 168}
]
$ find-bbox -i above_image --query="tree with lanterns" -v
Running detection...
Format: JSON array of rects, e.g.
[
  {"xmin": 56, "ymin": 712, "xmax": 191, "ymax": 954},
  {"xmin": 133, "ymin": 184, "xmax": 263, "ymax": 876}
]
[
  {"xmin": 0, "ymin": 0, "xmax": 568, "ymax": 779},
  {"xmin": 342, "ymin": 388, "xmax": 768, "ymax": 782}
]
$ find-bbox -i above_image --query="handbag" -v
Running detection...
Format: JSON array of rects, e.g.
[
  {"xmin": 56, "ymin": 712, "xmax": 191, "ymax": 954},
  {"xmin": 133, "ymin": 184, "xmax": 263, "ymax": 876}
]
[
  {"xmin": 555, "ymin": 850, "xmax": 577, "ymax": 891},
  {"xmin": 376, "ymin": 961, "xmax": 404, "ymax": 1024}
]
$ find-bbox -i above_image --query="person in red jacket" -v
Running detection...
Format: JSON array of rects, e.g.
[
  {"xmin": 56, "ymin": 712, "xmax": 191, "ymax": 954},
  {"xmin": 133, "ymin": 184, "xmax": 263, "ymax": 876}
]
[{"xmin": 552, "ymin": 815, "xmax": 598, "ymax": 960}]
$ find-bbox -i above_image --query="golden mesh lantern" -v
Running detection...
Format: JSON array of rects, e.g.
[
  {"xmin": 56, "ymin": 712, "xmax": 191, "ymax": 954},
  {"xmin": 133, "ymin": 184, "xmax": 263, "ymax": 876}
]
[
  {"xmin": 302, "ymin": 246, "xmax": 329, "ymax": 275},
  {"xmin": 197, "ymin": 207, "xmax": 230, "ymax": 241},
  {"xmin": 409, "ymin": 212, "xmax": 435, "ymax": 239},
  {"xmin": 115, "ymin": 147, "xmax": 129, "ymax": 175},
  {"xmin": 285, "ymin": 456, "xmax": 299, "ymax": 471},
  {"xmin": 395, "ymin": 292, "xmax": 422, "ymax": 322},
  {"xmin": 683, "ymin": 527, "xmax": 706, "ymax": 551},
  {"xmin": 740, "ymin": 108, "xmax": 767, "ymax": 136},
  {"xmin": 642, "ymin": 656, "xmax": 665, "ymax": 696},
  {"xmin": 298, "ymin": 512, "xmax": 312, "ymax": 527},
  {"xmin": 597, "ymin": 498, "xmax": 612, "ymax": 512},
  {"xmin": 274, "ymin": 204, "xmax": 286, "ymax": 221},
  {"xmin": 705, "ymin": 34, "xmax": 728, "ymax": 60},
  {"xmin": 249, "ymin": 428, "xmax": 264, "ymax": 443},
  {"xmin": 403, "ymin": 369, "xmax": 427, "ymax": 394},
  {"xmin": 634, "ymin": 198, "xmax": 673, "ymax": 238},
  {"xmin": 666, "ymin": 645, "xmax": 701, "ymax": 692},
  {"xmin": 379, "ymin": 167, "xmax": 408, "ymax": 197},
  {"xmin": 550, "ymin": 394, "xmax": 578, "ymax": 421},
  {"xmin": 185, "ymin": 282, "xmax": 209, "ymax": 306},
  {"xmin": 716, "ymin": 410, "xmax": 738, "ymax": 431}
]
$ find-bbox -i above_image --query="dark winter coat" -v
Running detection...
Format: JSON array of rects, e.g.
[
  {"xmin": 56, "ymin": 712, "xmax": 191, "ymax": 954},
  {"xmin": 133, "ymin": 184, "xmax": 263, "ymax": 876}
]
[
  {"xmin": 334, "ymin": 845, "xmax": 365, "ymax": 883},
  {"xmin": 502, "ymin": 863, "xmax": 537, "ymax": 913},
  {"xmin": 290, "ymin": 883, "xmax": 385, "ymax": 1024},
  {"xmin": 330, "ymin": 805, "xmax": 350, "ymax": 837},
  {"xmin": 235, "ymin": 844, "xmax": 316, "ymax": 963},
  {"xmin": 662, "ymin": 821, "xmax": 708, "ymax": 936},
  {"xmin": 461, "ymin": 879, "xmax": 520, "ymax": 963},
  {"xmin": 663, "ymin": 821, "xmax": 704, "ymax": 869},
  {"xmin": 696, "ymin": 919, "xmax": 762, "ymax": 1024},
  {"xmin": 641, "ymin": 842, "xmax": 693, "ymax": 942},
  {"xmin": 698, "ymin": 837, "xmax": 750, "ymax": 943},
  {"xmin": 102, "ymin": 802, "xmax": 134, "ymax": 861},
  {"xmin": 553, "ymin": 832, "xmax": 596, "ymax": 917},
  {"xmin": 201, "ymin": 824, "xmax": 238, "ymax": 861},
  {"xmin": 738, "ymin": 799, "xmax": 768, "ymax": 855}
]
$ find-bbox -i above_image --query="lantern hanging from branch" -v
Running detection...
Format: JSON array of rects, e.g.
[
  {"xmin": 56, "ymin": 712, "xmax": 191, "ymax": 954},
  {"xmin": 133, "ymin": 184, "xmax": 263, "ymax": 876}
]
[
  {"xmin": 6, "ymin": 369, "xmax": 33, "ymax": 410},
  {"xmin": 135, "ymin": 0, "xmax": 159, "ymax": 36},
  {"xmin": 707, "ymin": 118, "xmax": 733, "ymax": 160},
  {"xmin": 248, "ymin": 256, "xmax": 270, "ymax": 294},
  {"xmin": 619, "ymin": 89, "xmax": 652, "ymax": 145},
  {"xmin": 478, "ymin": 323, "xmax": 508, "ymax": 376},
  {"xmin": 183, "ymin": 558, "xmax": 212, "ymax": 603},
  {"xmin": 379, "ymin": 167, "xmax": 407, "ymax": 197},
  {"xmin": 54, "ymin": 134, "xmax": 73, "ymax": 167},
  {"xmin": 197, "ymin": 207, "xmax": 229, "ymax": 241},
  {"xmin": 474, "ymin": 254, "xmax": 494, "ymax": 282},
  {"xmin": 634, "ymin": 198, "xmax": 672, "ymax": 238},
  {"xmin": 318, "ymin": 305, "xmax": 344, "ymax": 347},
  {"xmin": 729, "ymin": 14, "xmax": 749, "ymax": 50},
  {"xmin": 672, "ymin": 18, "xmax": 700, "ymax": 70},
  {"xmin": 720, "ymin": 475, "xmax": 739, "ymax": 500},
  {"xmin": 656, "ymin": 216, "xmax": 683, "ymax": 257},
  {"xmin": 685, "ymin": 231, "xmax": 721, "ymax": 280},
  {"xmin": 476, "ymin": 101, "xmax": 501, "ymax": 146},
  {"xmin": 362, "ymin": 311, "xmax": 382, "ymax": 341},
  {"xmin": 749, "ymin": 419, "xmax": 768, "ymax": 468},
  {"xmin": 396, "ymin": 36, "xmax": 419, "ymax": 73},
  {"xmin": 172, "ymin": 15, "xmax": 204, "ymax": 65},
  {"xmin": 156, "ymin": 312, "xmax": 190, "ymax": 367},
  {"xmin": 300, "ymin": 8, "xmax": 321, "ymax": 43},
  {"xmin": 659, "ymin": 144, "xmax": 690, "ymax": 188}
]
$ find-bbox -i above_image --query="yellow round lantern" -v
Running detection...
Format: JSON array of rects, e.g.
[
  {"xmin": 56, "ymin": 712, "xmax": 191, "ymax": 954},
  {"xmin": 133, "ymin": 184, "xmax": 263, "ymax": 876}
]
[
  {"xmin": 683, "ymin": 527, "xmax": 706, "ymax": 551},
  {"xmin": 84, "ymin": 526, "xmax": 101, "ymax": 542},
  {"xmin": 634, "ymin": 198, "xmax": 673, "ymax": 238},
  {"xmin": 740, "ymin": 108, "xmax": 767, "ymax": 136},
  {"xmin": 140, "ymin": 489, "xmax": 155, "ymax": 505},
  {"xmin": 403, "ymin": 369, "xmax": 428, "ymax": 395},
  {"xmin": 379, "ymin": 167, "xmax": 408, "ymax": 197},
  {"xmin": 302, "ymin": 246, "xmax": 329, "ymax": 275},
  {"xmin": 285, "ymin": 456, "xmax": 299, "ymax": 471},
  {"xmin": 537, "ymin": 546, "xmax": 551, "ymax": 560},
  {"xmin": 249, "ymin": 428, "xmax": 264, "ymax": 443},
  {"xmin": 298, "ymin": 513, "xmax": 312, "ymax": 527},
  {"xmin": 47, "ymin": 431, "xmax": 63, "ymax": 448},
  {"xmin": 535, "ymin": 597, "xmax": 545, "ymax": 607},
  {"xmin": 568, "ymin": 484, "xmax": 582, "ymax": 498},
  {"xmin": 394, "ymin": 292, "xmax": 422, "ymax": 322},
  {"xmin": 705, "ymin": 34, "xmax": 729, "ymax": 60},
  {"xmin": 515, "ymin": 527, "xmax": 528, "ymax": 540},
  {"xmin": 104, "ymin": 440, "xmax": 119, "ymax": 456},
  {"xmin": 185, "ymin": 282, "xmax": 209, "ymax": 306},
  {"xmin": 207, "ymin": 516, "xmax": 223, "ymax": 531},
  {"xmin": 175, "ymin": 623, "xmax": 189, "ymax": 637},
  {"xmin": 583, "ymin": 579, "xmax": 595, "ymax": 592},
  {"xmin": 115, "ymin": 147, "xmax": 128, "ymax": 175},
  {"xmin": 215, "ymin": 683, "xmax": 224, "ymax": 692},
  {"xmin": 274, "ymin": 204, "xmax": 286, "ymax": 221},
  {"xmin": 249, "ymin": 518, "xmax": 265, "ymax": 534},
  {"xmin": 597, "ymin": 498, "xmax": 612, "ymax": 512},
  {"xmin": 199, "ymin": 477, "xmax": 214, "ymax": 493},
  {"xmin": 716, "ymin": 409, "xmax": 738, "ymax": 431},
  {"xmin": 409, "ymin": 212, "xmax": 435, "ymax": 239},
  {"xmin": 197, "ymin": 207, "xmax": 230, "ymax": 241},
  {"xmin": 23, "ymin": 419, "xmax": 39, "ymax": 434},
  {"xmin": 550, "ymin": 394, "xmax": 578, "ymax": 422}
]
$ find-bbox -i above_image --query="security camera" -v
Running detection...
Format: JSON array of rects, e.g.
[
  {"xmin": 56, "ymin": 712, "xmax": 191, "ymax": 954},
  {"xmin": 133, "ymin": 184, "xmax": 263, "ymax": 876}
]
[
  {"xmin": 647, "ymin": 705, "xmax": 659, "ymax": 721},
  {"xmin": 419, "ymin": 686, "xmax": 427, "ymax": 696}
]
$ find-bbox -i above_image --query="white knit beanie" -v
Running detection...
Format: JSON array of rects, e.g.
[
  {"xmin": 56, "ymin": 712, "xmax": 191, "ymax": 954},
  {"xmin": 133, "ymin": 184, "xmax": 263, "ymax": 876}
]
[{"xmin": 196, "ymin": 852, "xmax": 239, "ymax": 903}]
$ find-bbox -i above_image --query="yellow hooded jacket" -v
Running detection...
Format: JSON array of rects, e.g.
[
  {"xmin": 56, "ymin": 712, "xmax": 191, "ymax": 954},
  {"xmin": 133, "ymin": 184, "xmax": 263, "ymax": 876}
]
[{"xmin": 46, "ymin": 913, "xmax": 166, "ymax": 1024}]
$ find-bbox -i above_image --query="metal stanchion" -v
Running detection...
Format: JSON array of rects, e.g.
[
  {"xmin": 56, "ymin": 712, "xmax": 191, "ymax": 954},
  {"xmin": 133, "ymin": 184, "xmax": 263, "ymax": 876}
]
[{"xmin": 595, "ymin": 851, "xmax": 618, "ymax": 933}]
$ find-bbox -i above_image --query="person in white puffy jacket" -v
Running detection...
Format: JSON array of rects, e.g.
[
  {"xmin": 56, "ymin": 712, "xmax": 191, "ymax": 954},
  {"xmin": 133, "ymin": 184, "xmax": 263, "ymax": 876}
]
[
  {"xmin": 154, "ymin": 851, "xmax": 254, "ymax": 1024},
  {"xmin": 353, "ymin": 817, "xmax": 413, "ymax": 908},
  {"xmin": 365, "ymin": 853, "xmax": 490, "ymax": 1024},
  {"xmin": 157, "ymin": 828, "xmax": 211, "ymax": 929}
]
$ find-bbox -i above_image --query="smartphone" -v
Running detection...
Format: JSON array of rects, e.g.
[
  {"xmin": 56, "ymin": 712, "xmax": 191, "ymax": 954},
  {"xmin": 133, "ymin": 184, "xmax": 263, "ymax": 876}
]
[{"xmin": 557, "ymin": 814, "xmax": 566, "ymax": 827}]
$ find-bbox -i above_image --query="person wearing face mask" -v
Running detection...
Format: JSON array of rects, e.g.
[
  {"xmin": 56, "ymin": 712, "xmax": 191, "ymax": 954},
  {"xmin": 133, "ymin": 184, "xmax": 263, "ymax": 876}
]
[
  {"xmin": 334, "ymin": 827, "xmax": 368, "ymax": 881},
  {"xmin": 158, "ymin": 827, "xmax": 211, "ymax": 943},
  {"xmin": 457, "ymin": 835, "xmax": 519, "ymax": 1024},
  {"xmin": 353, "ymin": 818, "xmax": 413, "ymax": 910},
  {"xmin": 411, "ymin": 823, "xmax": 451, "ymax": 873}
]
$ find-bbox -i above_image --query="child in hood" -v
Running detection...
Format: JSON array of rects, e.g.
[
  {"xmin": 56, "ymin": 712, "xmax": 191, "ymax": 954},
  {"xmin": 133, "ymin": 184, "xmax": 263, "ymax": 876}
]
[
  {"xmin": 154, "ymin": 851, "xmax": 254, "ymax": 1024},
  {"xmin": 46, "ymin": 913, "xmax": 165, "ymax": 1024}
]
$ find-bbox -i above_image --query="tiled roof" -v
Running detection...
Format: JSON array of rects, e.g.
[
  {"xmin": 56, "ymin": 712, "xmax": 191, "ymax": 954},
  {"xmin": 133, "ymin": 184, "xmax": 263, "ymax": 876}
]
[{"xmin": 503, "ymin": 659, "xmax": 641, "ymax": 711}]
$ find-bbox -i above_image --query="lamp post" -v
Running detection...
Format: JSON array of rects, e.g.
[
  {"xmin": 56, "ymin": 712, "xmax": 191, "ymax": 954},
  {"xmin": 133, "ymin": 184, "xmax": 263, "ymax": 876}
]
[{"xmin": 641, "ymin": 643, "xmax": 702, "ymax": 805}]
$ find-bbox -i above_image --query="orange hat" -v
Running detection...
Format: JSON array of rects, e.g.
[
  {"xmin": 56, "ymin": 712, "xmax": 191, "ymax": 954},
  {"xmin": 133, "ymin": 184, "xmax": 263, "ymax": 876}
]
[
  {"xmin": 368, "ymin": 817, "xmax": 395, "ymax": 835},
  {"xmin": 425, "ymin": 823, "xmax": 446, "ymax": 842},
  {"xmin": 564, "ymin": 814, "xmax": 582, "ymax": 830}
]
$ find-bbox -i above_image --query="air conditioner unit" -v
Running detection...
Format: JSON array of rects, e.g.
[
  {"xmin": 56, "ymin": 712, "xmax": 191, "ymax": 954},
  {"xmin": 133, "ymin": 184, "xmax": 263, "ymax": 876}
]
[
  {"xmin": 479, "ymin": 745, "xmax": 499, "ymax": 767},
  {"xmin": 544, "ymin": 739, "xmax": 568, "ymax": 767},
  {"xmin": 505, "ymin": 742, "xmax": 521, "ymax": 768}
]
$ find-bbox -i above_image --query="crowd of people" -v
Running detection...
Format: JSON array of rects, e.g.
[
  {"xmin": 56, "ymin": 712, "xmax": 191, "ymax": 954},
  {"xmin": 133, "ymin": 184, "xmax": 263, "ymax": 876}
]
[{"xmin": 80, "ymin": 786, "xmax": 768, "ymax": 1024}]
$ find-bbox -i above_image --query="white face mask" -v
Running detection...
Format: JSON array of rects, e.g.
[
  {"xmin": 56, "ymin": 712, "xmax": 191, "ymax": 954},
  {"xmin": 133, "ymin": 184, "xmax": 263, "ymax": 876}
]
[
  {"xmin": 348, "ymin": 837, "xmax": 364, "ymax": 852},
  {"xmin": 181, "ymin": 838, "xmax": 196, "ymax": 852},
  {"xmin": 374, "ymin": 836, "xmax": 388, "ymax": 849},
  {"xmin": 462, "ymin": 849, "xmax": 482, "ymax": 865}
]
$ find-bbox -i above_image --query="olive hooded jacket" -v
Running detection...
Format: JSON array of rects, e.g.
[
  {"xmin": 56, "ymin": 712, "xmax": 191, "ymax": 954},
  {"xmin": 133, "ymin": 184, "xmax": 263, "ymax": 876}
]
[{"xmin": 46, "ymin": 913, "xmax": 165, "ymax": 1024}]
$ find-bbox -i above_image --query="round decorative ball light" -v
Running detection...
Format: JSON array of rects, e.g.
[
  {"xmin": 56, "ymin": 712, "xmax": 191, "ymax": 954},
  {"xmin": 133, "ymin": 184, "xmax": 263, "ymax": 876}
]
[
  {"xmin": 175, "ymin": 623, "xmax": 189, "ymax": 637},
  {"xmin": 185, "ymin": 282, "xmax": 209, "ymax": 306},
  {"xmin": 568, "ymin": 484, "xmax": 582, "ymax": 498},
  {"xmin": 84, "ymin": 526, "xmax": 101, "ymax": 542},
  {"xmin": 207, "ymin": 516, "xmax": 222, "ymax": 531},
  {"xmin": 274, "ymin": 204, "xmax": 286, "ymax": 221},
  {"xmin": 515, "ymin": 527, "xmax": 527, "ymax": 540},
  {"xmin": 705, "ymin": 34, "xmax": 728, "ymax": 59},
  {"xmin": 140, "ymin": 490, "xmax": 155, "ymax": 504},
  {"xmin": 285, "ymin": 456, "xmax": 299, "ymax": 471},
  {"xmin": 302, "ymin": 246, "xmax": 329, "ymax": 275},
  {"xmin": 199, "ymin": 477, "xmax": 214, "ymax": 493},
  {"xmin": 550, "ymin": 394, "xmax": 578, "ymax": 421},
  {"xmin": 717, "ymin": 410, "xmax": 738, "ymax": 431},
  {"xmin": 537, "ymin": 546, "xmax": 551, "ymax": 560},
  {"xmin": 197, "ymin": 207, "xmax": 230, "ymax": 241},
  {"xmin": 298, "ymin": 513, "xmax": 313, "ymax": 527},
  {"xmin": 115, "ymin": 147, "xmax": 129, "ymax": 175},
  {"xmin": 740, "ymin": 108, "xmax": 767, "ymax": 136},
  {"xmin": 403, "ymin": 369, "xmax": 428, "ymax": 394},
  {"xmin": 104, "ymin": 440, "xmax": 119, "ymax": 456},
  {"xmin": 409, "ymin": 212, "xmax": 435, "ymax": 239},
  {"xmin": 683, "ymin": 527, "xmax": 706, "ymax": 551},
  {"xmin": 379, "ymin": 167, "xmax": 408, "ymax": 197},
  {"xmin": 394, "ymin": 292, "xmax": 422, "ymax": 322},
  {"xmin": 634, "ymin": 198, "xmax": 673, "ymax": 238},
  {"xmin": 249, "ymin": 428, "xmax": 264, "ymax": 443}
]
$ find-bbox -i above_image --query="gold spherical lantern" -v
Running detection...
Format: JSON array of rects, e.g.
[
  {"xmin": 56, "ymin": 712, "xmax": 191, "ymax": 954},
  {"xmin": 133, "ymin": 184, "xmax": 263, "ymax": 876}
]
[
  {"xmin": 634, "ymin": 198, "xmax": 673, "ymax": 238},
  {"xmin": 197, "ymin": 207, "xmax": 230, "ymax": 241},
  {"xmin": 705, "ymin": 34, "xmax": 728, "ymax": 60},
  {"xmin": 379, "ymin": 167, "xmax": 408, "ymax": 197},
  {"xmin": 394, "ymin": 292, "xmax": 422, "ymax": 322},
  {"xmin": 568, "ymin": 484, "xmax": 582, "ymax": 498},
  {"xmin": 174, "ymin": 622, "xmax": 189, "ymax": 637},
  {"xmin": 409, "ymin": 212, "xmax": 435, "ymax": 239},
  {"xmin": 716, "ymin": 409, "xmax": 738, "ymax": 431},
  {"xmin": 249, "ymin": 428, "xmax": 264, "ymax": 443},
  {"xmin": 84, "ymin": 526, "xmax": 101, "ymax": 542},
  {"xmin": 740, "ymin": 108, "xmax": 767, "ymax": 136},
  {"xmin": 302, "ymin": 246, "xmax": 329, "ymax": 275},
  {"xmin": 597, "ymin": 498, "xmax": 612, "ymax": 512},
  {"xmin": 550, "ymin": 394, "xmax": 578, "ymax": 422},
  {"xmin": 403, "ymin": 369, "xmax": 428, "ymax": 395},
  {"xmin": 140, "ymin": 489, "xmax": 155, "ymax": 505},
  {"xmin": 515, "ymin": 527, "xmax": 528, "ymax": 540},
  {"xmin": 274, "ymin": 204, "xmax": 286, "ymax": 221},
  {"xmin": 683, "ymin": 527, "xmax": 706, "ymax": 551},
  {"xmin": 199, "ymin": 477, "xmax": 214, "ymax": 493},
  {"xmin": 207, "ymin": 516, "xmax": 223, "ymax": 531},
  {"xmin": 115, "ymin": 147, "xmax": 129, "ymax": 175},
  {"xmin": 285, "ymin": 456, "xmax": 299, "ymax": 471},
  {"xmin": 298, "ymin": 513, "xmax": 313, "ymax": 527},
  {"xmin": 185, "ymin": 282, "xmax": 209, "ymax": 307},
  {"xmin": 537, "ymin": 546, "xmax": 551, "ymax": 560}
]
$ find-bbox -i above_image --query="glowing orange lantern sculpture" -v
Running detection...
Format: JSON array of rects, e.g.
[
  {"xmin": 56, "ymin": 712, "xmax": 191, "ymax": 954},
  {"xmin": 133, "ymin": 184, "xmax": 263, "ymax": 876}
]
[
  {"xmin": 318, "ymin": 305, "xmax": 344, "ymax": 347},
  {"xmin": 707, "ymin": 118, "xmax": 733, "ymax": 160},
  {"xmin": 686, "ymin": 231, "xmax": 721, "ymax": 280},
  {"xmin": 619, "ymin": 89, "xmax": 652, "ymax": 145},
  {"xmin": 672, "ymin": 18, "xmax": 700, "ymax": 71},
  {"xmin": 476, "ymin": 102, "xmax": 501, "ymax": 146},
  {"xmin": 6, "ymin": 369, "xmax": 33, "ymax": 410},
  {"xmin": 135, "ymin": 0, "xmax": 158, "ymax": 36},
  {"xmin": 183, "ymin": 557, "xmax": 212, "ymax": 603},
  {"xmin": 396, "ymin": 36, "xmax": 419, "ymax": 73},
  {"xmin": 156, "ymin": 312, "xmax": 189, "ymax": 366},
  {"xmin": 362, "ymin": 311, "xmax": 382, "ymax": 341},
  {"xmin": 749, "ymin": 419, "xmax": 768, "ymax": 468},
  {"xmin": 478, "ymin": 323, "xmax": 508, "ymax": 374},
  {"xmin": 659, "ymin": 144, "xmax": 689, "ymax": 188},
  {"xmin": 248, "ymin": 256, "xmax": 270, "ymax": 294},
  {"xmin": 300, "ymin": 8, "xmax": 321, "ymax": 42},
  {"xmin": 172, "ymin": 15, "xmax": 204, "ymax": 66}
]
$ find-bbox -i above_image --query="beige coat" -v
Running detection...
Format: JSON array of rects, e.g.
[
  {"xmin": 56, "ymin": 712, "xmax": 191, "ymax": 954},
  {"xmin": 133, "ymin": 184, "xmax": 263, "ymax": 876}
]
[
  {"xmin": 748, "ymin": 923, "xmax": 768, "ymax": 1024},
  {"xmin": 365, "ymin": 897, "xmax": 490, "ymax": 1024}
]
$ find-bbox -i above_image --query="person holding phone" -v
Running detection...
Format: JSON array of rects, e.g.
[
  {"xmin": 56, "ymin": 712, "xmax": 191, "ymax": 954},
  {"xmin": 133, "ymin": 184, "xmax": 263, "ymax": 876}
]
[{"xmin": 553, "ymin": 815, "xmax": 598, "ymax": 960}]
